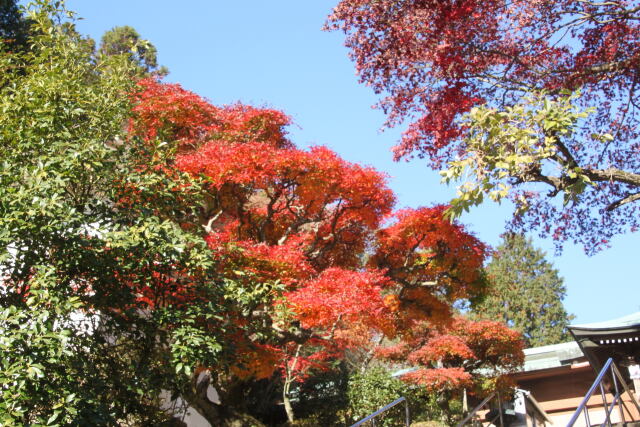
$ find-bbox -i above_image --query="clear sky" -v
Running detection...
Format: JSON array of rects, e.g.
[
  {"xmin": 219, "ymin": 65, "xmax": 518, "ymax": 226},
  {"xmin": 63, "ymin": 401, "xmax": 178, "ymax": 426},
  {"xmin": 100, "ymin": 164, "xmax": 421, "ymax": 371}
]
[{"xmin": 65, "ymin": 0, "xmax": 638, "ymax": 325}]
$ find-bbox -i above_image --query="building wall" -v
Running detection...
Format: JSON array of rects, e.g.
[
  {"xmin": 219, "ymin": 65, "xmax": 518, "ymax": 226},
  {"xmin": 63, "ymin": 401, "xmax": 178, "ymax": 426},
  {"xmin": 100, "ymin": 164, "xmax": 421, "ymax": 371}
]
[{"xmin": 515, "ymin": 363, "xmax": 640, "ymax": 426}]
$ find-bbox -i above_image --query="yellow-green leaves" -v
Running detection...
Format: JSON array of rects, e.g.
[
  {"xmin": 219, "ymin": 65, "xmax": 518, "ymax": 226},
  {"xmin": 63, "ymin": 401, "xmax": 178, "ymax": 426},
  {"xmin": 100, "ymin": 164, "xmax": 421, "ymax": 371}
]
[{"xmin": 442, "ymin": 91, "xmax": 594, "ymax": 219}]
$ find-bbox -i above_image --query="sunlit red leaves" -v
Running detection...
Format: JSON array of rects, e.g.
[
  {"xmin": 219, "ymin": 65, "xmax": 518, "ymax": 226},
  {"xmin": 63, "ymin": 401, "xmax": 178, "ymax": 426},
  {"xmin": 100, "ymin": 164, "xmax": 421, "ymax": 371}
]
[
  {"xmin": 455, "ymin": 318, "xmax": 525, "ymax": 369},
  {"xmin": 372, "ymin": 205, "xmax": 487, "ymax": 302},
  {"xmin": 286, "ymin": 268, "xmax": 393, "ymax": 334},
  {"xmin": 329, "ymin": 0, "xmax": 640, "ymax": 249},
  {"xmin": 332, "ymin": 322, "xmax": 378, "ymax": 349},
  {"xmin": 130, "ymin": 78, "xmax": 220, "ymax": 147},
  {"xmin": 395, "ymin": 84, "xmax": 482, "ymax": 164},
  {"xmin": 401, "ymin": 367, "xmax": 472, "ymax": 392},
  {"xmin": 328, "ymin": 0, "xmax": 505, "ymax": 159},
  {"xmin": 176, "ymin": 140, "xmax": 394, "ymax": 227},
  {"xmin": 178, "ymin": 138, "xmax": 395, "ymax": 268},
  {"xmin": 329, "ymin": 0, "xmax": 640, "ymax": 163},
  {"xmin": 377, "ymin": 316, "xmax": 524, "ymax": 394},
  {"xmin": 408, "ymin": 335, "xmax": 475, "ymax": 365},
  {"xmin": 375, "ymin": 342, "xmax": 410, "ymax": 361},
  {"xmin": 212, "ymin": 104, "xmax": 292, "ymax": 149},
  {"xmin": 129, "ymin": 78, "xmax": 291, "ymax": 151},
  {"xmin": 205, "ymin": 233, "xmax": 315, "ymax": 287},
  {"xmin": 125, "ymin": 78, "xmax": 497, "ymax": 386}
]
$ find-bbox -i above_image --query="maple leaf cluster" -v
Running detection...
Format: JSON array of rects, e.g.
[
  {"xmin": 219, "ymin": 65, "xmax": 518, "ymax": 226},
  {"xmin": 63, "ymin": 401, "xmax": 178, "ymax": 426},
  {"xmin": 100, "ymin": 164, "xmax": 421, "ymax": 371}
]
[
  {"xmin": 125, "ymin": 78, "xmax": 521, "ymax": 398},
  {"xmin": 328, "ymin": 0, "xmax": 640, "ymax": 163},
  {"xmin": 328, "ymin": 0, "xmax": 640, "ymax": 251},
  {"xmin": 378, "ymin": 317, "xmax": 524, "ymax": 394}
]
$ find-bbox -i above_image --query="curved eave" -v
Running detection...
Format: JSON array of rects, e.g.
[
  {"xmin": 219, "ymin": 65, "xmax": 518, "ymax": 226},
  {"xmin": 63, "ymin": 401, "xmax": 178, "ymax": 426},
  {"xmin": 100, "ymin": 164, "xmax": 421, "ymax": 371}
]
[{"xmin": 568, "ymin": 312, "xmax": 640, "ymax": 335}]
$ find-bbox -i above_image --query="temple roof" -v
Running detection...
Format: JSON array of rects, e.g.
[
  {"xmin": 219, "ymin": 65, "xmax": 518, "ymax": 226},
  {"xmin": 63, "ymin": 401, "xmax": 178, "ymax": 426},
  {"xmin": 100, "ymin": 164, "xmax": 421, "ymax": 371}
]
[
  {"xmin": 569, "ymin": 311, "xmax": 640, "ymax": 333},
  {"xmin": 523, "ymin": 341, "xmax": 584, "ymax": 372},
  {"xmin": 568, "ymin": 312, "xmax": 640, "ymax": 372}
]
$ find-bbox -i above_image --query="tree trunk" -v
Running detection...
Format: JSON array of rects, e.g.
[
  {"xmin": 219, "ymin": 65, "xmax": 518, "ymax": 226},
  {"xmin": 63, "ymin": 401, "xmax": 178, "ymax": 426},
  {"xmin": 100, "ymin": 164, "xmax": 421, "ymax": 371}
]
[
  {"xmin": 220, "ymin": 409, "xmax": 267, "ymax": 427},
  {"xmin": 283, "ymin": 344, "xmax": 301, "ymax": 424},
  {"xmin": 361, "ymin": 335, "xmax": 384, "ymax": 373},
  {"xmin": 183, "ymin": 368, "xmax": 267, "ymax": 427},
  {"xmin": 283, "ymin": 383, "xmax": 295, "ymax": 424}
]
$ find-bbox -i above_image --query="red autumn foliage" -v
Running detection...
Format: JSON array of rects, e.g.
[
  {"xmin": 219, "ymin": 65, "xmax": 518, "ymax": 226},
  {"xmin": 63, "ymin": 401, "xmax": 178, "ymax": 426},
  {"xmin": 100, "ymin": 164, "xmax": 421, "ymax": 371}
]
[
  {"xmin": 408, "ymin": 335, "xmax": 475, "ymax": 366},
  {"xmin": 126, "ymin": 78, "xmax": 515, "ymax": 398},
  {"xmin": 328, "ymin": 0, "xmax": 640, "ymax": 251},
  {"xmin": 130, "ymin": 78, "xmax": 291, "ymax": 150},
  {"xmin": 402, "ymin": 367, "xmax": 473, "ymax": 393},
  {"xmin": 373, "ymin": 206, "xmax": 486, "ymax": 292},
  {"xmin": 328, "ymin": 0, "xmax": 640, "ymax": 163},
  {"xmin": 377, "ymin": 316, "xmax": 524, "ymax": 394},
  {"xmin": 285, "ymin": 268, "xmax": 394, "ymax": 335},
  {"xmin": 129, "ymin": 78, "xmax": 220, "ymax": 146},
  {"xmin": 371, "ymin": 206, "xmax": 487, "ymax": 328}
]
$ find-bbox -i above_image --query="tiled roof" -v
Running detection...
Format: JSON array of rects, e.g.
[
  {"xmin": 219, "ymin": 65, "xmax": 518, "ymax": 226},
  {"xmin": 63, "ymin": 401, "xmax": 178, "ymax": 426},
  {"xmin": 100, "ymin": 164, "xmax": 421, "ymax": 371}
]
[
  {"xmin": 569, "ymin": 311, "xmax": 640, "ymax": 331},
  {"xmin": 522, "ymin": 341, "xmax": 584, "ymax": 372}
]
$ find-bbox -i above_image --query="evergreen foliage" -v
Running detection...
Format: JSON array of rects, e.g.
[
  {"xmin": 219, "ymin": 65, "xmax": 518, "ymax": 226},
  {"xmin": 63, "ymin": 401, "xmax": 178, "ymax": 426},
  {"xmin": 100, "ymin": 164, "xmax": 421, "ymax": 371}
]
[
  {"xmin": 99, "ymin": 25, "xmax": 167, "ymax": 75},
  {"xmin": 0, "ymin": 3, "xmax": 221, "ymax": 424},
  {"xmin": 346, "ymin": 367, "xmax": 442, "ymax": 427},
  {"xmin": 473, "ymin": 234, "xmax": 574, "ymax": 347},
  {"xmin": 0, "ymin": 0, "xmax": 31, "ymax": 52}
]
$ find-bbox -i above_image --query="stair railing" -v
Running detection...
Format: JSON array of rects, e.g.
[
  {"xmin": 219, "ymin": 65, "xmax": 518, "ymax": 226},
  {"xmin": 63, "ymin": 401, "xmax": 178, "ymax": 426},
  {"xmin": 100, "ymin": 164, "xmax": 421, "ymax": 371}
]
[
  {"xmin": 350, "ymin": 396, "xmax": 411, "ymax": 427},
  {"xmin": 455, "ymin": 391, "xmax": 500, "ymax": 427},
  {"xmin": 567, "ymin": 357, "xmax": 640, "ymax": 427}
]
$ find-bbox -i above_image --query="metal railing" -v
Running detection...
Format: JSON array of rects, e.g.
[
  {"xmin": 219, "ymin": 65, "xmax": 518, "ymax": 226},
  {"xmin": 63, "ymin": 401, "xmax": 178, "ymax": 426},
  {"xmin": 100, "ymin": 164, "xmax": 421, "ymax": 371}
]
[
  {"xmin": 350, "ymin": 397, "xmax": 411, "ymax": 427},
  {"xmin": 567, "ymin": 357, "xmax": 640, "ymax": 427},
  {"xmin": 455, "ymin": 392, "xmax": 503, "ymax": 427}
]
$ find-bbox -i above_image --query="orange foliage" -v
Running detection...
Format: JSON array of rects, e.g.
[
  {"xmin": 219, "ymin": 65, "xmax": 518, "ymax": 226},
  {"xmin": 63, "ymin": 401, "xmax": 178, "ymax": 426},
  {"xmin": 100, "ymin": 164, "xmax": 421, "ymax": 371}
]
[
  {"xmin": 230, "ymin": 343, "xmax": 283, "ymax": 380},
  {"xmin": 286, "ymin": 268, "xmax": 394, "ymax": 336},
  {"xmin": 377, "ymin": 316, "xmax": 524, "ymax": 395},
  {"xmin": 127, "ymin": 79, "xmax": 495, "ymax": 387},
  {"xmin": 402, "ymin": 367, "xmax": 472, "ymax": 392},
  {"xmin": 372, "ymin": 206, "xmax": 487, "ymax": 302},
  {"xmin": 408, "ymin": 335, "xmax": 475, "ymax": 365}
]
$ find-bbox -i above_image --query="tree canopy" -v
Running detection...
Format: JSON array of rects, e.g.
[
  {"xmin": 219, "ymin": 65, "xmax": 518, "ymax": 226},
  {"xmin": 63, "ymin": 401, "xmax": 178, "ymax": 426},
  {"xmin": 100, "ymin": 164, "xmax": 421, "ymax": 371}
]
[
  {"xmin": 0, "ymin": 2, "xmax": 217, "ymax": 425},
  {"xmin": 328, "ymin": 0, "xmax": 640, "ymax": 252},
  {"xmin": 0, "ymin": 0, "xmax": 31, "ymax": 52},
  {"xmin": 0, "ymin": 2, "xmax": 525, "ymax": 425},
  {"xmin": 473, "ymin": 234, "xmax": 574, "ymax": 347},
  {"xmin": 376, "ymin": 317, "xmax": 523, "ymax": 402},
  {"xmin": 99, "ymin": 25, "xmax": 167, "ymax": 75},
  {"xmin": 130, "ymin": 77, "xmax": 511, "ymax": 424}
]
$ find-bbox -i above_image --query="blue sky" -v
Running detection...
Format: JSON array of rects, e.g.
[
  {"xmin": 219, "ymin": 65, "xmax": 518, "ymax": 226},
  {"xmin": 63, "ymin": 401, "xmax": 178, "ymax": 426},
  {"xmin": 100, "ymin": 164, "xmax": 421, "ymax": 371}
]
[{"xmin": 65, "ymin": 0, "xmax": 638, "ymax": 324}]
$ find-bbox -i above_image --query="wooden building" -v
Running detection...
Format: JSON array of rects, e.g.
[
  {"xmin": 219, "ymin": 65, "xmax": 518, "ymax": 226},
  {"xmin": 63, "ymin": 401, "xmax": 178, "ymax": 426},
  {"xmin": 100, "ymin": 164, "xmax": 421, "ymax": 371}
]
[{"xmin": 510, "ymin": 312, "xmax": 640, "ymax": 426}]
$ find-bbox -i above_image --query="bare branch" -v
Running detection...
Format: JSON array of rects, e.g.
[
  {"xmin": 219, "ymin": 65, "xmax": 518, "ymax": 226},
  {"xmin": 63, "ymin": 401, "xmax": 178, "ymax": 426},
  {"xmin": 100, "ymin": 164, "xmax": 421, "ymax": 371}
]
[{"xmin": 606, "ymin": 192, "xmax": 640, "ymax": 211}]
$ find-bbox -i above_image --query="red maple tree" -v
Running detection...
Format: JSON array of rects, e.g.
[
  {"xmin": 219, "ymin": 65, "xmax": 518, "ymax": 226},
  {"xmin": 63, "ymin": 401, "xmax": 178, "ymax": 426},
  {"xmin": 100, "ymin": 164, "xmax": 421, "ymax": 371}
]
[
  {"xmin": 125, "ymin": 78, "xmax": 521, "ymax": 424},
  {"xmin": 373, "ymin": 316, "xmax": 523, "ymax": 423},
  {"xmin": 328, "ymin": 0, "xmax": 640, "ymax": 252}
]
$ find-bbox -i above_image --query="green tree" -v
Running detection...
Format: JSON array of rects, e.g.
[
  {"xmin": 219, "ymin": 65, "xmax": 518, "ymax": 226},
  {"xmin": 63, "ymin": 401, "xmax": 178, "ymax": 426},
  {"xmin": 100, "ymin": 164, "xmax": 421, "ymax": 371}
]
[
  {"xmin": 0, "ymin": 0, "xmax": 31, "ymax": 52},
  {"xmin": 99, "ymin": 25, "xmax": 167, "ymax": 75},
  {"xmin": 0, "ymin": 2, "xmax": 222, "ymax": 424},
  {"xmin": 346, "ymin": 367, "xmax": 443, "ymax": 427},
  {"xmin": 473, "ymin": 233, "xmax": 574, "ymax": 347}
]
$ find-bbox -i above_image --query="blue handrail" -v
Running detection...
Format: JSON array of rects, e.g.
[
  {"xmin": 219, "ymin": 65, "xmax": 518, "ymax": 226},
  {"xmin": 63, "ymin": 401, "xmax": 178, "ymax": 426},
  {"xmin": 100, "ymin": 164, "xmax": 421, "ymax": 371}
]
[
  {"xmin": 567, "ymin": 357, "xmax": 640, "ymax": 427},
  {"xmin": 567, "ymin": 358, "xmax": 613, "ymax": 427},
  {"xmin": 350, "ymin": 396, "xmax": 410, "ymax": 427}
]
